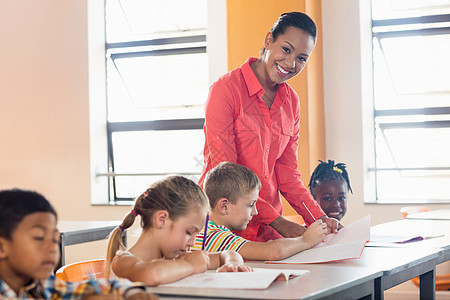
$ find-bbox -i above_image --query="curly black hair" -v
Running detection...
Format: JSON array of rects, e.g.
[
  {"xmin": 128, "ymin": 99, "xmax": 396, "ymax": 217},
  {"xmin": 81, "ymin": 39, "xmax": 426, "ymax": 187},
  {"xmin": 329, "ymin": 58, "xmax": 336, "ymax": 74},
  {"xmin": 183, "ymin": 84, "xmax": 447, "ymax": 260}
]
[{"xmin": 309, "ymin": 160, "xmax": 352, "ymax": 194}]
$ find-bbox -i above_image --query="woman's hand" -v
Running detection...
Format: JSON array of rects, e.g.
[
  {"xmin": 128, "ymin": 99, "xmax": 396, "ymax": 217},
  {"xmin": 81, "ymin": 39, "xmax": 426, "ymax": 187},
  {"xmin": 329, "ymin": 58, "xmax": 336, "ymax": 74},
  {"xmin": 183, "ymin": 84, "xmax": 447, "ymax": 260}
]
[
  {"xmin": 319, "ymin": 216, "xmax": 343, "ymax": 234},
  {"xmin": 270, "ymin": 216, "xmax": 307, "ymax": 238}
]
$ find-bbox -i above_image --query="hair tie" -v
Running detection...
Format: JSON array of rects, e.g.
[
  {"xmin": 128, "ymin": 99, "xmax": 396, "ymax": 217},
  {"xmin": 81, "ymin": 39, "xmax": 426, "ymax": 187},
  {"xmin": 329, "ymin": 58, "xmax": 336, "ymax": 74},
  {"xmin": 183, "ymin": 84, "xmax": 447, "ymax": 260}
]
[
  {"xmin": 131, "ymin": 210, "xmax": 138, "ymax": 216},
  {"xmin": 119, "ymin": 225, "xmax": 125, "ymax": 232},
  {"xmin": 333, "ymin": 166, "xmax": 343, "ymax": 174}
]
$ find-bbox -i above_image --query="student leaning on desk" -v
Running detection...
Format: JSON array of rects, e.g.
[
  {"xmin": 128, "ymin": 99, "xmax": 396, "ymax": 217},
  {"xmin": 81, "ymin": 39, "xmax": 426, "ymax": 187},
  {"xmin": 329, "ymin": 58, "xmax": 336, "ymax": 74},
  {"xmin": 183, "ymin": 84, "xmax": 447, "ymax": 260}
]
[
  {"xmin": 0, "ymin": 189, "xmax": 157, "ymax": 300},
  {"xmin": 191, "ymin": 162, "xmax": 328, "ymax": 261},
  {"xmin": 198, "ymin": 11, "xmax": 341, "ymax": 242},
  {"xmin": 104, "ymin": 176, "xmax": 252, "ymax": 287}
]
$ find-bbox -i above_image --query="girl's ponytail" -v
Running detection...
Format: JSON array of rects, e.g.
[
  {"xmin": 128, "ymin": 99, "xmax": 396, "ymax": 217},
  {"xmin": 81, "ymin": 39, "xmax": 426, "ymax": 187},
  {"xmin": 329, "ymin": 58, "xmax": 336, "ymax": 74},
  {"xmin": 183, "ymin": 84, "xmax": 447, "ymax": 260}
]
[{"xmin": 104, "ymin": 200, "xmax": 141, "ymax": 278}]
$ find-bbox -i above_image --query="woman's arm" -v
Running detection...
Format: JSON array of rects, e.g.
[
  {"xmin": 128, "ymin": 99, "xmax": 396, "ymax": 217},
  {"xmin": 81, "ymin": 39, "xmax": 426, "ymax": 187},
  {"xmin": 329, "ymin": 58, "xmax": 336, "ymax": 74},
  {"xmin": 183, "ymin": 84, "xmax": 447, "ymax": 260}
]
[
  {"xmin": 112, "ymin": 251, "xmax": 210, "ymax": 286},
  {"xmin": 274, "ymin": 93, "xmax": 326, "ymax": 228},
  {"xmin": 269, "ymin": 216, "xmax": 306, "ymax": 237}
]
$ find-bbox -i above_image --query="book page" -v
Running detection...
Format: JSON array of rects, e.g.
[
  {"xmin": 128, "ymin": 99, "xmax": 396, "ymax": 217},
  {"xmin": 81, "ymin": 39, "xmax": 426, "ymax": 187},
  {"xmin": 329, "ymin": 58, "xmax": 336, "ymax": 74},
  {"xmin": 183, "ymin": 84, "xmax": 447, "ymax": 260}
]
[
  {"xmin": 158, "ymin": 268, "xmax": 309, "ymax": 290},
  {"xmin": 266, "ymin": 215, "xmax": 371, "ymax": 264}
]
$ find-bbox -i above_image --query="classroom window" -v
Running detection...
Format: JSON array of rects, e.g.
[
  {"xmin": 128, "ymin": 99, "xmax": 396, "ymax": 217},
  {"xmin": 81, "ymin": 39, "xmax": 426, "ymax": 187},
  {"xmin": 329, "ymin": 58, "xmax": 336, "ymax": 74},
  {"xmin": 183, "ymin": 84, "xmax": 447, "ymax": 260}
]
[
  {"xmin": 370, "ymin": 0, "xmax": 450, "ymax": 203},
  {"xmin": 103, "ymin": 0, "xmax": 208, "ymax": 202}
]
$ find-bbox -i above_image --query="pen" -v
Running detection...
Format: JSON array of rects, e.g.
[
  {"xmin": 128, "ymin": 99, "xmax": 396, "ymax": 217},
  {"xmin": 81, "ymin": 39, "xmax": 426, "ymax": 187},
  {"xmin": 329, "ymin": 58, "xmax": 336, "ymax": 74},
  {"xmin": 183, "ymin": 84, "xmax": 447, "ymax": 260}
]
[
  {"xmin": 88, "ymin": 272, "xmax": 101, "ymax": 294},
  {"xmin": 201, "ymin": 211, "xmax": 209, "ymax": 250},
  {"xmin": 302, "ymin": 202, "xmax": 316, "ymax": 222}
]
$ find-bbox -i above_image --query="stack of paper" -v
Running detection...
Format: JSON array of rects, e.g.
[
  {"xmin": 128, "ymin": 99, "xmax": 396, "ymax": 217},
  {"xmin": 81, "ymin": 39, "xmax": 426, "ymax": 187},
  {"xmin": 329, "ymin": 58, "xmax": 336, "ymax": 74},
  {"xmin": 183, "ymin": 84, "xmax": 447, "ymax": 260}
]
[{"xmin": 266, "ymin": 215, "xmax": 371, "ymax": 264}]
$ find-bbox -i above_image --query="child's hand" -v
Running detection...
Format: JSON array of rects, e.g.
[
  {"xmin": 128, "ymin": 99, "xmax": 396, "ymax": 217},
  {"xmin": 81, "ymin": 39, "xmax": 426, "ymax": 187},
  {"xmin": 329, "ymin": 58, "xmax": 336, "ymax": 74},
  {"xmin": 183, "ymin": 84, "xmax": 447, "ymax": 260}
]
[
  {"xmin": 179, "ymin": 250, "xmax": 210, "ymax": 274},
  {"xmin": 216, "ymin": 263, "xmax": 253, "ymax": 272},
  {"xmin": 322, "ymin": 216, "xmax": 343, "ymax": 234},
  {"xmin": 302, "ymin": 219, "xmax": 327, "ymax": 246}
]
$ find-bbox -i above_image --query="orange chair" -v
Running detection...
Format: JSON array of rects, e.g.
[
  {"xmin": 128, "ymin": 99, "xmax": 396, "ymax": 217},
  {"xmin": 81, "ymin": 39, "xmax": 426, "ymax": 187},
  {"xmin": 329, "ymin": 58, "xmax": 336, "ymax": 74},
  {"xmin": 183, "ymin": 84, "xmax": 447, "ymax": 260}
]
[
  {"xmin": 56, "ymin": 259, "xmax": 105, "ymax": 282},
  {"xmin": 401, "ymin": 207, "xmax": 450, "ymax": 291}
]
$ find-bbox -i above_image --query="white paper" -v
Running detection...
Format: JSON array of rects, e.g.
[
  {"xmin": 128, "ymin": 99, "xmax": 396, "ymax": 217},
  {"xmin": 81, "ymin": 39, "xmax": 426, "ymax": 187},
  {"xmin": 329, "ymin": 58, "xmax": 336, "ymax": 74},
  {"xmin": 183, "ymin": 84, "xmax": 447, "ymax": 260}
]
[
  {"xmin": 266, "ymin": 215, "xmax": 371, "ymax": 264},
  {"xmin": 158, "ymin": 268, "xmax": 310, "ymax": 290}
]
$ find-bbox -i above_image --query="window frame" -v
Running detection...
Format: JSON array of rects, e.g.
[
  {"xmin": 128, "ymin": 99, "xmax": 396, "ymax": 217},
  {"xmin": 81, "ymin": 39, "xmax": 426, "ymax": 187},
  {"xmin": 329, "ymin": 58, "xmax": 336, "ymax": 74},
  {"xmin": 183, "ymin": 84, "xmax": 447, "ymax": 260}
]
[
  {"xmin": 370, "ymin": 10, "xmax": 450, "ymax": 203},
  {"xmin": 104, "ymin": 33, "xmax": 207, "ymax": 203}
]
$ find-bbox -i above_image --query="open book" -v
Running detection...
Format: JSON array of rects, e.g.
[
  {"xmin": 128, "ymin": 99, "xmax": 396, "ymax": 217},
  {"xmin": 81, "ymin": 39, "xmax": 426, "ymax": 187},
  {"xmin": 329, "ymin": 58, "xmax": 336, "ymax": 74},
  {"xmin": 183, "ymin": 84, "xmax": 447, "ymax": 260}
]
[
  {"xmin": 158, "ymin": 268, "xmax": 309, "ymax": 290},
  {"xmin": 266, "ymin": 215, "xmax": 371, "ymax": 264}
]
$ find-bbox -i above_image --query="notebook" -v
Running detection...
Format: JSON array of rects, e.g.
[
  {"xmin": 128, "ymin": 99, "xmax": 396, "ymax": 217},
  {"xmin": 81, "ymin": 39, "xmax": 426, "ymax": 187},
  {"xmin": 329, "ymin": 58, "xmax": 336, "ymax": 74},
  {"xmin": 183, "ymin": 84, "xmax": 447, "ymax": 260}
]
[
  {"xmin": 158, "ymin": 268, "xmax": 310, "ymax": 290},
  {"xmin": 266, "ymin": 215, "xmax": 371, "ymax": 264}
]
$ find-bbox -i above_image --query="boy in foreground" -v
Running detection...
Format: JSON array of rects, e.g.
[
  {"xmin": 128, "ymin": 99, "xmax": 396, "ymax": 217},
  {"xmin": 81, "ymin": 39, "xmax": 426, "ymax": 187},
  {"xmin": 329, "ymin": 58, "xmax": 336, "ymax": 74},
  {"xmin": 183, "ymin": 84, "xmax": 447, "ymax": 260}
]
[
  {"xmin": 192, "ymin": 162, "xmax": 327, "ymax": 260},
  {"xmin": 0, "ymin": 188, "xmax": 157, "ymax": 299}
]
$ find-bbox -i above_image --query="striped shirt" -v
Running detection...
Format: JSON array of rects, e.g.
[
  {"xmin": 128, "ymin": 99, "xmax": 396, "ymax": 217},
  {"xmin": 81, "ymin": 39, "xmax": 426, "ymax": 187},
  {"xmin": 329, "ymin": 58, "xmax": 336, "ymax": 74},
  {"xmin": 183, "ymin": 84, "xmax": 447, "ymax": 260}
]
[
  {"xmin": 0, "ymin": 274, "xmax": 145, "ymax": 299},
  {"xmin": 191, "ymin": 221, "xmax": 248, "ymax": 252}
]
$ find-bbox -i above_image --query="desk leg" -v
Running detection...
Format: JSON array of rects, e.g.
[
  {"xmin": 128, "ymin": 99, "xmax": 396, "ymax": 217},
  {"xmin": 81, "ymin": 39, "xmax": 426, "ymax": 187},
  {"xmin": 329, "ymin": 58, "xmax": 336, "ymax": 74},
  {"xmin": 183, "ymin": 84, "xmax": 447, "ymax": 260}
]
[
  {"xmin": 419, "ymin": 268, "xmax": 435, "ymax": 300},
  {"xmin": 374, "ymin": 277, "xmax": 384, "ymax": 300}
]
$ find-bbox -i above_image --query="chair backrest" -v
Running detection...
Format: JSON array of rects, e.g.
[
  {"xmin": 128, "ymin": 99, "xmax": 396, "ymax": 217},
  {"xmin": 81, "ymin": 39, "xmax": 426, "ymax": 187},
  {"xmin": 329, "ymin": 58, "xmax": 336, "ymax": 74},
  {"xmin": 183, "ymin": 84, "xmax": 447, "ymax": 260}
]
[
  {"xmin": 56, "ymin": 259, "xmax": 105, "ymax": 282},
  {"xmin": 400, "ymin": 206, "xmax": 430, "ymax": 219}
]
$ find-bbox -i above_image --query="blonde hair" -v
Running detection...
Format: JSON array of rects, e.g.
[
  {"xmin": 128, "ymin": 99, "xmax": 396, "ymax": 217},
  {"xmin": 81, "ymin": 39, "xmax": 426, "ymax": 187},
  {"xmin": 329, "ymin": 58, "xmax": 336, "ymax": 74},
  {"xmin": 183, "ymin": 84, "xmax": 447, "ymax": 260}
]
[
  {"xmin": 105, "ymin": 176, "xmax": 208, "ymax": 278},
  {"xmin": 204, "ymin": 162, "xmax": 261, "ymax": 209}
]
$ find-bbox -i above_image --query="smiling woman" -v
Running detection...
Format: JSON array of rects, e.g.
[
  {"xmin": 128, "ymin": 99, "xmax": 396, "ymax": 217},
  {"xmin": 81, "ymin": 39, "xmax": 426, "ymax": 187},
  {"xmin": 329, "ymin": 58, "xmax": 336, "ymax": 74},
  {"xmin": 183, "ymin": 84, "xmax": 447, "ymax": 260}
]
[{"xmin": 199, "ymin": 12, "xmax": 340, "ymax": 242}]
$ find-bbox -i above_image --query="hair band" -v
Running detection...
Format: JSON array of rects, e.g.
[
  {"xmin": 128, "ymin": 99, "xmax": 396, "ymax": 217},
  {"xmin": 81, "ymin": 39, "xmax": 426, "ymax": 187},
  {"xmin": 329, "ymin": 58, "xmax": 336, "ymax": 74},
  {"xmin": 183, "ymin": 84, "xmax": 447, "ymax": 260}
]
[
  {"xmin": 131, "ymin": 210, "xmax": 138, "ymax": 216},
  {"xmin": 333, "ymin": 166, "xmax": 343, "ymax": 174},
  {"xmin": 119, "ymin": 225, "xmax": 125, "ymax": 232}
]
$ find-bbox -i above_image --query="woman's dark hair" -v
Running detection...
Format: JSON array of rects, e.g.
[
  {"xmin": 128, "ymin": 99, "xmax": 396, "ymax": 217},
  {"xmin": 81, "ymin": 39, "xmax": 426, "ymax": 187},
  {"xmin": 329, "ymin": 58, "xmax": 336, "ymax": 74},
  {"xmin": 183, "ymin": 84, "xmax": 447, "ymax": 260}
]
[
  {"xmin": 261, "ymin": 11, "xmax": 317, "ymax": 55},
  {"xmin": 309, "ymin": 160, "xmax": 352, "ymax": 194},
  {"xmin": 271, "ymin": 11, "xmax": 317, "ymax": 41},
  {"xmin": 0, "ymin": 189, "xmax": 57, "ymax": 240}
]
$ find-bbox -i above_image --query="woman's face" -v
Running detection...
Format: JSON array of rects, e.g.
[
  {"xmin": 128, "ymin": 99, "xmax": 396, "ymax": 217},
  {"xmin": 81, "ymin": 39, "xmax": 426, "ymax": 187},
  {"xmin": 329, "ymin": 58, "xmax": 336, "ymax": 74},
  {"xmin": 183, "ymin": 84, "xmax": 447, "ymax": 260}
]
[{"xmin": 262, "ymin": 26, "xmax": 315, "ymax": 85}]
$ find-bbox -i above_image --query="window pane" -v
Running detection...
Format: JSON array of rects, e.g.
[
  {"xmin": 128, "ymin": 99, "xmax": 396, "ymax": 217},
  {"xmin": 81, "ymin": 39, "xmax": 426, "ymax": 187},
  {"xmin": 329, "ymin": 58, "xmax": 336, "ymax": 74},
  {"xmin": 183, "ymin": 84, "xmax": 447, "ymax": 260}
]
[
  {"xmin": 373, "ymin": 35, "xmax": 450, "ymax": 110},
  {"xmin": 376, "ymin": 170, "xmax": 450, "ymax": 202},
  {"xmin": 375, "ymin": 127, "xmax": 450, "ymax": 168},
  {"xmin": 106, "ymin": 0, "xmax": 207, "ymax": 42},
  {"xmin": 111, "ymin": 129, "xmax": 204, "ymax": 198},
  {"xmin": 107, "ymin": 53, "xmax": 208, "ymax": 122},
  {"xmin": 372, "ymin": 0, "xmax": 450, "ymax": 20}
]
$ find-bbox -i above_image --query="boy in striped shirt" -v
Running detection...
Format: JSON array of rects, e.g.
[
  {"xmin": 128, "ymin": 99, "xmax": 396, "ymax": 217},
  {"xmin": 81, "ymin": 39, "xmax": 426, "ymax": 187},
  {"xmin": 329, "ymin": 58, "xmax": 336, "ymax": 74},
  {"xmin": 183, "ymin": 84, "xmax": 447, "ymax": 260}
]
[{"xmin": 192, "ymin": 162, "xmax": 327, "ymax": 260}]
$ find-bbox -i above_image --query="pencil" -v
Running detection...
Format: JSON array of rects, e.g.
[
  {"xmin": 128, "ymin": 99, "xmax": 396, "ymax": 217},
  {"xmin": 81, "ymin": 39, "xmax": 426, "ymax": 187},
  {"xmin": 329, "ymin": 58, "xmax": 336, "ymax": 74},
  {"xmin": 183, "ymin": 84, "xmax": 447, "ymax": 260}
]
[
  {"xmin": 302, "ymin": 202, "xmax": 316, "ymax": 222},
  {"xmin": 201, "ymin": 211, "xmax": 209, "ymax": 250}
]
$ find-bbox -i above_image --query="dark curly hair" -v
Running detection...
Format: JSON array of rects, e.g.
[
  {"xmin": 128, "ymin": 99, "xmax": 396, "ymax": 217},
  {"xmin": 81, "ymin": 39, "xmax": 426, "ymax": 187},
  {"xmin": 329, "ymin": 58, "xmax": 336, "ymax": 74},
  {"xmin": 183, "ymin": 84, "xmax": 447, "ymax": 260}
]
[{"xmin": 309, "ymin": 160, "xmax": 352, "ymax": 194}]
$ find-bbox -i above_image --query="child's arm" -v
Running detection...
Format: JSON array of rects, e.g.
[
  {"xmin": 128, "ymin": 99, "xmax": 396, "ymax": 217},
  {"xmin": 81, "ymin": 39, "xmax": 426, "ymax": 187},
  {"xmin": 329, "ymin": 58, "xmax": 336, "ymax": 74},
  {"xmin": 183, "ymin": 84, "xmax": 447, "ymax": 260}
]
[
  {"xmin": 238, "ymin": 219, "xmax": 327, "ymax": 261},
  {"xmin": 112, "ymin": 250, "xmax": 210, "ymax": 286},
  {"xmin": 207, "ymin": 250, "xmax": 253, "ymax": 272}
]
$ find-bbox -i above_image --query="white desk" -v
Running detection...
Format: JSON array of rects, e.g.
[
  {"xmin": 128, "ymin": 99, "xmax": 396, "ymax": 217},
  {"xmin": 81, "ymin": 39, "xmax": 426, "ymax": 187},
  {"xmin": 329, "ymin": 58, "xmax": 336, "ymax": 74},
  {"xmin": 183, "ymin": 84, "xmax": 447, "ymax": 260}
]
[
  {"xmin": 149, "ymin": 219, "xmax": 449, "ymax": 300},
  {"xmin": 407, "ymin": 209, "xmax": 450, "ymax": 221},
  {"xmin": 148, "ymin": 264, "xmax": 382, "ymax": 300},
  {"xmin": 369, "ymin": 219, "xmax": 450, "ymax": 264},
  {"xmin": 329, "ymin": 246, "xmax": 441, "ymax": 300},
  {"xmin": 57, "ymin": 221, "xmax": 123, "ymax": 267}
]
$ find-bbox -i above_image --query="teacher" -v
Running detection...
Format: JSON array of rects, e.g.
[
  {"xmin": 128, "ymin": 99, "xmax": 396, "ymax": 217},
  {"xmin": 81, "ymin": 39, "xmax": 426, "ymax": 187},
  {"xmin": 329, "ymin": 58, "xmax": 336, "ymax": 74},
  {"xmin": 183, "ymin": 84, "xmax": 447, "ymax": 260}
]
[{"xmin": 199, "ymin": 12, "xmax": 340, "ymax": 242}]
